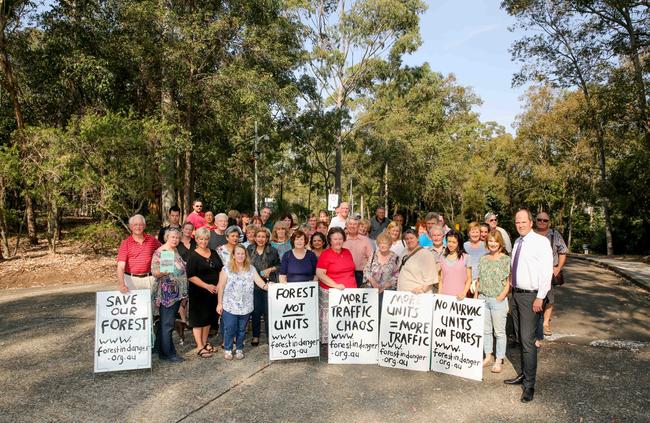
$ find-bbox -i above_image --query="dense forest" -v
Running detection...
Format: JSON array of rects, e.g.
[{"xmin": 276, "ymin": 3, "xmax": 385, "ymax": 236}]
[{"xmin": 0, "ymin": 0, "xmax": 648, "ymax": 256}]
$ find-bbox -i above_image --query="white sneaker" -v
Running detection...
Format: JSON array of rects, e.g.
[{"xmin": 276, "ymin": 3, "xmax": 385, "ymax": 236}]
[
  {"xmin": 235, "ymin": 350, "xmax": 244, "ymax": 360},
  {"xmin": 224, "ymin": 351, "xmax": 233, "ymax": 360}
]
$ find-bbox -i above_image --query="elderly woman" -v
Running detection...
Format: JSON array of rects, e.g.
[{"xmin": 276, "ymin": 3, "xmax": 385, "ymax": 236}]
[
  {"xmin": 316, "ymin": 227, "xmax": 357, "ymax": 344},
  {"xmin": 310, "ymin": 232, "xmax": 327, "ymax": 257},
  {"xmin": 271, "ymin": 222, "xmax": 292, "ymax": 259},
  {"xmin": 397, "ymin": 228, "xmax": 438, "ymax": 294},
  {"xmin": 363, "ymin": 232, "xmax": 399, "ymax": 311},
  {"xmin": 242, "ymin": 224, "xmax": 258, "ymax": 248},
  {"xmin": 217, "ymin": 226, "xmax": 241, "ymax": 265},
  {"xmin": 217, "ymin": 244, "xmax": 269, "ymax": 360},
  {"xmin": 476, "ymin": 230, "xmax": 511, "ymax": 373},
  {"xmin": 186, "ymin": 227, "xmax": 223, "ymax": 358},
  {"xmin": 204, "ymin": 211, "xmax": 217, "ymax": 231},
  {"xmin": 358, "ymin": 218, "xmax": 376, "ymax": 251},
  {"xmin": 464, "ymin": 222, "xmax": 488, "ymax": 297},
  {"xmin": 280, "ymin": 230, "xmax": 318, "ymax": 283},
  {"xmin": 178, "ymin": 222, "xmax": 197, "ymax": 262},
  {"xmin": 428, "ymin": 225, "xmax": 445, "ymax": 261},
  {"xmin": 151, "ymin": 228, "xmax": 188, "ymax": 363},
  {"xmin": 247, "ymin": 227, "xmax": 280, "ymax": 346},
  {"xmin": 386, "ymin": 221, "xmax": 406, "ymax": 258},
  {"xmin": 438, "ymin": 230, "xmax": 472, "ymax": 300}
]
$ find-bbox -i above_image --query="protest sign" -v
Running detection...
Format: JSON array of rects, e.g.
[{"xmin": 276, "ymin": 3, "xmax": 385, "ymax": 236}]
[
  {"xmin": 378, "ymin": 291, "xmax": 433, "ymax": 372},
  {"xmin": 94, "ymin": 289, "xmax": 152, "ymax": 373},
  {"xmin": 430, "ymin": 295, "xmax": 485, "ymax": 381},
  {"xmin": 268, "ymin": 282, "xmax": 320, "ymax": 360},
  {"xmin": 328, "ymin": 288, "xmax": 379, "ymax": 364}
]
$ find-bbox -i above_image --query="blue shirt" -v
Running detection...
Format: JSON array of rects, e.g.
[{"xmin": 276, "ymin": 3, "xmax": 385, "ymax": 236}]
[
  {"xmin": 418, "ymin": 233, "xmax": 433, "ymax": 247},
  {"xmin": 464, "ymin": 241, "xmax": 488, "ymax": 280},
  {"xmin": 279, "ymin": 249, "xmax": 318, "ymax": 282}
]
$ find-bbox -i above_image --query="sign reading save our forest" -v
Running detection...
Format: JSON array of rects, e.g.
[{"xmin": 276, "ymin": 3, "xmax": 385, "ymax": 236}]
[
  {"xmin": 94, "ymin": 289, "xmax": 152, "ymax": 373},
  {"xmin": 268, "ymin": 282, "xmax": 320, "ymax": 361},
  {"xmin": 328, "ymin": 288, "xmax": 379, "ymax": 364}
]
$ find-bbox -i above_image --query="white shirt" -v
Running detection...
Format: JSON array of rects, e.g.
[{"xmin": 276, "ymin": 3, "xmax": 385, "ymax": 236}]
[
  {"xmin": 390, "ymin": 240, "xmax": 406, "ymax": 259},
  {"xmin": 511, "ymin": 231, "xmax": 553, "ymax": 300},
  {"xmin": 328, "ymin": 215, "xmax": 347, "ymax": 230},
  {"xmin": 497, "ymin": 226, "xmax": 513, "ymax": 253}
]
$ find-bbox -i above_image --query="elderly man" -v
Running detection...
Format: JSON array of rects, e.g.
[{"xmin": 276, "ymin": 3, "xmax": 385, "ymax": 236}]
[
  {"xmin": 418, "ymin": 212, "xmax": 439, "ymax": 247},
  {"xmin": 369, "ymin": 207, "xmax": 388, "ymax": 239},
  {"xmin": 504, "ymin": 209, "xmax": 553, "ymax": 403},
  {"xmin": 328, "ymin": 201, "xmax": 350, "ymax": 230},
  {"xmin": 158, "ymin": 205, "xmax": 181, "ymax": 243},
  {"xmin": 392, "ymin": 213, "xmax": 405, "ymax": 230},
  {"xmin": 485, "ymin": 212, "xmax": 512, "ymax": 253},
  {"xmin": 260, "ymin": 206, "xmax": 274, "ymax": 232},
  {"xmin": 343, "ymin": 217, "xmax": 373, "ymax": 287},
  {"xmin": 534, "ymin": 211, "xmax": 568, "ymax": 337},
  {"xmin": 186, "ymin": 200, "xmax": 206, "ymax": 231},
  {"xmin": 208, "ymin": 212, "xmax": 228, "ymax": 249},
  {"xmin": 116, "ymin": 214, "xmax": 161, "ymax": 293}
]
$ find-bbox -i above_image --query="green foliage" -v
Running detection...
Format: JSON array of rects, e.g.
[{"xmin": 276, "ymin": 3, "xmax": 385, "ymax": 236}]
[{"xmin": 70, "ymin": 220, "xmax": 124, "ymax": 255}]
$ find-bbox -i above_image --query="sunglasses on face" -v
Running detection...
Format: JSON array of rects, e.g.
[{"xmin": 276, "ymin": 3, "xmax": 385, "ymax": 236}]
[{"xmin": 537, "ymin": 219, "xmax": 549, "ymax": 223}]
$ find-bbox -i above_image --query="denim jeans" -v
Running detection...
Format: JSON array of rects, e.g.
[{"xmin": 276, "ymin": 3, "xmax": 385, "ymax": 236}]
[
  {"xmin": 480, "ymin": 294, "xmax": 509, "ymax": 359},
  {"xmin": 155, "ymin": 301, "xmax": 181, "ymax": 359},
  {"xmin": 222, "ymin": 310, "xmax": 250, "ymax": 351},
  {"xmin": 251, "ymin": 288, "xmax": 268, "ymax": 338}
]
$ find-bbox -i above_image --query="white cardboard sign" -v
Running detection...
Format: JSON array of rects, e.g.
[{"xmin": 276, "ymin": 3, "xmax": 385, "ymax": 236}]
[{"xmin": 328, "ymin": 288, "xmax": 379, "ymax": 364}]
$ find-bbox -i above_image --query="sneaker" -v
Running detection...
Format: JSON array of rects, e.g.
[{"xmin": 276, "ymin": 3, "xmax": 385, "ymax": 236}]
[
  {"xmin": 224, "ymin": 351, "xmax": 233, "ymax": 360},
  {"xmin": 235, "ymin": 350, "xmax": 244, "ymax": 360}
]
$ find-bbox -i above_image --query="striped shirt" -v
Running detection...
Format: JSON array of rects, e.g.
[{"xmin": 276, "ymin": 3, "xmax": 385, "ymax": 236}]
[{"xmin": 116, "ymin": 234, "xmax": 161, "ymax": 274}]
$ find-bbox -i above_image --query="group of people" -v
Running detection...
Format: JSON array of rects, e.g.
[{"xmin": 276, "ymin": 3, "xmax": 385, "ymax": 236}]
[{"xmin": 116, "ymin": 200, "xmax": 567, "ymax": 403}]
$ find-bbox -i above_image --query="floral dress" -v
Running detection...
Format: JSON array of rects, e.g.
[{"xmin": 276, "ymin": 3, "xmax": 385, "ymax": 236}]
[
  {"xmin": 362, "ymin": 250, "xmax": 399, "ymax": 289},
  {"xmin": 150, "ymin": 248, "xmax": 188, "ymax": 315}
]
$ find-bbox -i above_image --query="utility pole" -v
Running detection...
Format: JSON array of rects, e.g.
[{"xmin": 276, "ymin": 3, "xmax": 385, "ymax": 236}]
[{"xmin": 254, "ymin": 121, "xmax": 259, "ymax": 216}]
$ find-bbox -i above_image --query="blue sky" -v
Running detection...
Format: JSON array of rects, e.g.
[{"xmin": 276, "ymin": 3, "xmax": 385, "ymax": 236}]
[{"xmin": 403, "ymin": 0, "xmax": 527, "ymax": 131}]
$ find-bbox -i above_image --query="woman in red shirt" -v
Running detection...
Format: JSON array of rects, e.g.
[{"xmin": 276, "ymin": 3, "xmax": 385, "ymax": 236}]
[{"xmin": 315, "ymin": 227, "xmax": 356, "ymax": 344}]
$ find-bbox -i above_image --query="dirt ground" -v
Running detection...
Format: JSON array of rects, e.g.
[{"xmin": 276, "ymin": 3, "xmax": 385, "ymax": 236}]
[{"xmin": 0, "ymin": 237, "xmax": 115, "ymax": 290}]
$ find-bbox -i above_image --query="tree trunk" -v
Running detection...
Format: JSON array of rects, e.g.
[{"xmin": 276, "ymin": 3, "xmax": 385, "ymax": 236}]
[
  {"xmin": 567, "ymin": 191, "xmax": 576, "ymax": 253},
  {"xmin": 183, "ymin": 146, "xmax": 192, "ymax": 219},
  {"xmin": 25, "ymin": 194, "xmax": 37, "ymax": 245},
  {"xmin": 159, "ymin": 2, "xmax": 176, "ymax": 225},
  {"xmin": 384, "ymin": 162, "xmax": 388, "ymax": 213}
]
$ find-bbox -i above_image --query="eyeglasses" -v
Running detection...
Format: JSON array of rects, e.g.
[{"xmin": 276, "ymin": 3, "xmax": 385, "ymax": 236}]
[
  {"xmin": 537, "ymin": 219, "xmax": 549, "ymax": 223},
  {"xmin": 488, "ymin": 218, "xmax": 496, "ymax": 222}
]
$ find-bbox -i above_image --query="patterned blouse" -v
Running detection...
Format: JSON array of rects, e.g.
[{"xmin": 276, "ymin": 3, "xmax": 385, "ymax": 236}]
[
  {"xmin": 477, "ymin": 254, "xmax": 511, "ymax": 298},
  {"xmin": 222, "ymin": 266, "xmax": 257, "ymax": 315},
  {"xmin": 271, "ymin": 240, "xmax": 292, "ymax": 260},
  {"xmin": 150, "ymin": 247, "xmax": 188, "ymax": 309},
  {"xmin": 362, "ymin": 250, "xmax": 399, "ymax": 290},
  {"xmin": 216, "ymin": 245, "xmax": 234, "ymax": 268}
]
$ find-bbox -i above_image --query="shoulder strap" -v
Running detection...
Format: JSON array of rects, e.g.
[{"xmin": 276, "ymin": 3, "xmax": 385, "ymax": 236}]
[{"xmin": 400, "ymin": 247, "xmax": 422, "ymax": 271}]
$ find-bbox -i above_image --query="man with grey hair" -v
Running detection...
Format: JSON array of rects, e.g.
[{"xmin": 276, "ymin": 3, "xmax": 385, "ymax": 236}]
[
  {"xmin": 329, "ymin": 201, "xmax": 350, "ymax": 230},
  {"xmin": 485, "ymin": 212, "xmax": 512, "ymax": 253},
  {"xmin": 208, "ymin": 212, "xmax": 228, "ymax": 249},
  {"xmin": 418, "ymin": 212, "xmax": 440, "ymax": 247},
  {"xmin": 369, "ymin": 207, "xmax": 388, "ymax": 239},
  {"xmin": 116, "ymin": 214, "xmax": 161, "ymax": 293}
]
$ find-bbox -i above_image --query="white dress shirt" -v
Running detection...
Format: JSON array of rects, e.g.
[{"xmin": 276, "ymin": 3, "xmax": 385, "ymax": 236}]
[
  {"xmin": 328, "ymin": 215, "xmax": 347, "ymax": 230},
  {"xmin": 511, "ymin": 231, "xmax": 553, "ymax": 300}
]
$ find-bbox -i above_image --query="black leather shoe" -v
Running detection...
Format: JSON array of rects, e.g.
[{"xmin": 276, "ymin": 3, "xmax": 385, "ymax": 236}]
[
  {"xmin": 504, "ymin": 374, "xmax": 525, "ymax": 385},
  {"xmin": 521, "ymin": 388, "xmax": 535, "ymax": 402}
]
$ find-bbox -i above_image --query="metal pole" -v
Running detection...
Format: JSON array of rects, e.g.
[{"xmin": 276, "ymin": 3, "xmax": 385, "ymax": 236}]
[{"xmin": 254, "ymin": 121, "xmax": 259, "ymax": 216}]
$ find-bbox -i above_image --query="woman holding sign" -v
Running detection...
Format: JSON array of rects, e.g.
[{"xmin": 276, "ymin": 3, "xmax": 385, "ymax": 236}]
[
  {"xmin": 315, "ymin": 227, "xmax": 357, "ymax": 344},
  {"xmin": 151, "ymin": 228, "xmax": 188, "ymax": 362},
  {"xmin": 438, "ymin": 230, "xmax": 472, "ymax": 300},
  {"xmin": 186, "ymin": 227, "xmax": 223, "ymax": 358},
  {"xmin": 217, "ymin": 245, "xmax": 269, "ymax": 360},
  {"xmin": 476, "ymin": 230, "xmax": 511, "ymax": 373},
  {"xmin": 247, "ymin": 227, "xmax": 280, "ymax": 346},
  {"xmin": 396, "ymin": 229, "xmax": 438, "ymax": 294}
]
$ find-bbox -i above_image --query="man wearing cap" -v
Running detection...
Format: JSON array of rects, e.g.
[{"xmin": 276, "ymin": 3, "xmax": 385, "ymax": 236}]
[
  {"xmin": 116, "ymin": 214, "xmax": 161, "ymax": 293},
  {"xmin": 504, "ymin": 209, "xmax": 553, "ymax": 403},
  {"xmin": 485, "ymin": 212, "xmax": 512, "ymax": 253}
]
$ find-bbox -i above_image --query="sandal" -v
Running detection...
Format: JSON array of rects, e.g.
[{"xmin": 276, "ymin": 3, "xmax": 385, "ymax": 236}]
[
  {"xmin": 491, "ymin": 360, "xmax": 503, "ymax": 373},
  {"xmin": 205, "ymin": 342, "xmax": 217, "ymax": 352},
  {"xmin": 543, "ymin": 323, "xmax": 552, "ymax": 336},
  {"xmin": 197, "ymin": 347, "xmax": 213, "ymax": 358}
]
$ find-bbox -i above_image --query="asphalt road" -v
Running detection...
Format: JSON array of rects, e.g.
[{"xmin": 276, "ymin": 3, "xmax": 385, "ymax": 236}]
[{"xmin": 1, "ymin": 259, "xmax": 648, "ymax": 422}]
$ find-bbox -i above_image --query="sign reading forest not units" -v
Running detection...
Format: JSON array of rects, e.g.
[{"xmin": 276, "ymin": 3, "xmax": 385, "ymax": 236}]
[
  {"xmin": 430, "ymin": 295, "xmax": 485, "ymax": 381},
  {"xmin": 268, "ymin": 282, "xmax": 320, "ymax": 360},
  {"xmin": 94, "ymin": 289, "xmax": 152, "ymax": 373},
  {"xmin": 378, "ymin": 291, "xmax": 434, "ymax": 372},
  {"xmin": 328, "ymin": 288, "xmax": 379, "ymax": 364}
]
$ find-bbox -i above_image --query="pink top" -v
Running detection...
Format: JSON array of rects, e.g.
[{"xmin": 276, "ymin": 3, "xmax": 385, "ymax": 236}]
[
  {"xmin": 343, "ymin": 235, "xmax": 373, "ymax": 271},
  {"xmin": 185, "ymin": 212, "xmax": 206, "ymax": 230},
  {"xmin": 316, "ymin": 248, "xmax": 357, "ymax": 290},
  {"xmin": 438, "ymin": 253, "xmax": 470, "ymax": 296}
]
